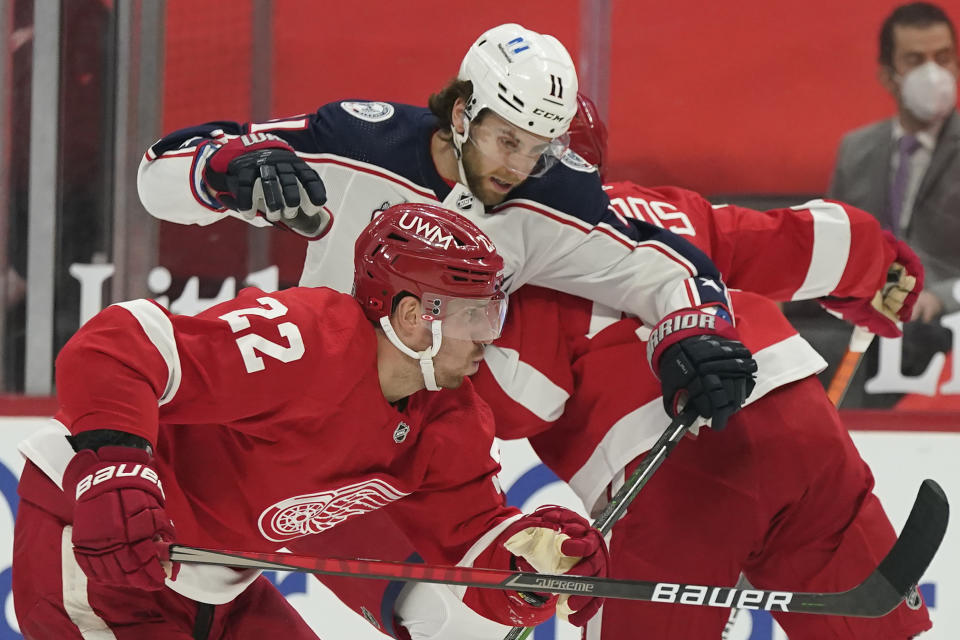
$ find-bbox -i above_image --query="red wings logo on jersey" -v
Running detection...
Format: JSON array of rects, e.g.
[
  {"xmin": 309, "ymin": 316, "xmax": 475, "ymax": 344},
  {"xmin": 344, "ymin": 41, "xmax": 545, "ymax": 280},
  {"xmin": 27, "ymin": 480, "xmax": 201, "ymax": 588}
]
[{"xmin": 258, "ymin": 478, "xmax": 410, "ymax": 542}]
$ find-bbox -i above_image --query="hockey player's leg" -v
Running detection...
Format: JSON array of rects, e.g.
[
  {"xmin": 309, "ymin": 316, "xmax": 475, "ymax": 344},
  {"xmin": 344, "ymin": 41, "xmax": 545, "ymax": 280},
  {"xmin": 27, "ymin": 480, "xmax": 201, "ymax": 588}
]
[
  {"xmin": 14, "ymin": 462, "xmax": 319, "ymax": 640},
  {"xmin": 741, "ymin": 377, "xmax": 931, "ymax": 639},
  {"xmin": 289, "ymin": 508, "xmax": 515, "ymax": 639},
  {"xmin": 287, "ymin": 509, "xmax": 417, "ymax": 636},
  {"xmin": 13, "ymin": 494, "xmax": 89, "ymax": 640},
  {"xmin": 583, "ymin": 431, "xmax": 757, "ymax": 639},
  {"xmin": 762, "ymin": 492, "xmax": 930, "ymax": 639},
  {"xmin": 13, "ymin": 463, "xmax": 197, "ymax": 639},
  {"xmin": 215, "ymin": 575, "xmax": 320, "ymax": 640}
]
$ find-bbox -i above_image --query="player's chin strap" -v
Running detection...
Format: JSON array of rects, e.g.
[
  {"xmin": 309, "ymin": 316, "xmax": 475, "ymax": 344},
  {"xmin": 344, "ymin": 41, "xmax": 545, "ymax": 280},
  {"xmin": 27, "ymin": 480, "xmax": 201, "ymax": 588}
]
[
  {"xmin": 451, "ymin": 120, "xmax": 472, "ymax": 187},
  {"xmin": 379, "ymin": 316, "xmax": 444, "ymax": 391}
]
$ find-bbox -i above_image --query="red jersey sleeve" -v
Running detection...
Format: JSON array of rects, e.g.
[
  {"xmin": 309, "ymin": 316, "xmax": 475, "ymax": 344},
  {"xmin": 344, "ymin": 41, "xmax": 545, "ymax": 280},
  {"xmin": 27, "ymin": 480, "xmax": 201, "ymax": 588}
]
[
  {"xmin": 56, "ymin": 300, "xmax": 178, "ymax": 444},
  {"xmin": 605, "ymin": 182, "xmax": 893, "ymax": 302}
]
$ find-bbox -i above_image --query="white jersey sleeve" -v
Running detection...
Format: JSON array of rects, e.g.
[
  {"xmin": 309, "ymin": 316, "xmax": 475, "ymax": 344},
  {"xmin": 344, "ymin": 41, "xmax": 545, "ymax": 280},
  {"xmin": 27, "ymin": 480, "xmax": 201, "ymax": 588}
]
[{"xmin": 138, "ymin": 101, "xmax": 735, "ymax": 327}]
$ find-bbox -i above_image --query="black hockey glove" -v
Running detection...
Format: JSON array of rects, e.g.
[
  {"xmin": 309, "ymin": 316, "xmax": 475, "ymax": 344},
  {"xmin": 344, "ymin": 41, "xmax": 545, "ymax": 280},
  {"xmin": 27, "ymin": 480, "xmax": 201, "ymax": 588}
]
[
  {"xmin": 648, "ymin": 310, "xmax": 757, "ymax": 430},
  {"xmin": 203, "ymin": 133, "xmax": 329, "ymax": 236}
]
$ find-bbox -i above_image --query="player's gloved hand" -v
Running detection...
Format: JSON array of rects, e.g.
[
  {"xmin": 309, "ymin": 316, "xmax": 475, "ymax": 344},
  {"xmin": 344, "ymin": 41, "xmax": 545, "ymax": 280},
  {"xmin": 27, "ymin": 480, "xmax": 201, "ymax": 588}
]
[
  {"xmin": 64, "ymin": 445, "xmax": 176, "ymax": 590},
  {"xmin": 202, "ymin": 133, "xmax": 328, "ymax": 234},
  {"xmin": 465, "ymin": 506, "xmax": 609, "ymax": 627},
  {"xmin": 503, "ymin": 506, "xmax": 608, "ymax": 626},
  {"xmin": 648, "ymin": 310, "xmax": 757, "ymax": 431},
  {"xmin": 819, "ymin": 232, "xmax": 924, "ymax": 338}
]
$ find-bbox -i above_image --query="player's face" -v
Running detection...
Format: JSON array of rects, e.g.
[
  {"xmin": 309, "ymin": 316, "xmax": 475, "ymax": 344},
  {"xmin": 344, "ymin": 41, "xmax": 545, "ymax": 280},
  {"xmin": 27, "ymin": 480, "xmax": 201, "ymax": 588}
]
[
  {"xmin": 431, "ymin": 334, "xmax": 488, "ymax": 389},
  {"xmin": 428, "ymin": 296, "xmax": 501, "ymax": 388},
  {"xmin": 461, "ymin": 113, "xmax": 554, "ymax": 206}
]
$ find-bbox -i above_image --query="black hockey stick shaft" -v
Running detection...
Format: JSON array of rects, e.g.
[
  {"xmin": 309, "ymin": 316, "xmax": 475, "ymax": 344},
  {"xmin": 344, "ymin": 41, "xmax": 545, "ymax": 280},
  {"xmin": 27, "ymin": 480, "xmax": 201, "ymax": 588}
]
[
  {"xmin": 725, "ymin": 330, "xmax": 875, "ymax": 639},
  {"xmin": 592, "ymin": 408, "xmax": 699, "ymax": 535},
  {"xmin": 168, "ymin": 482, "xmax": 945, "ymax": 617},
  {"xmin": 504, "ymin": 409, "xmax": 698, "ymax": 640}
]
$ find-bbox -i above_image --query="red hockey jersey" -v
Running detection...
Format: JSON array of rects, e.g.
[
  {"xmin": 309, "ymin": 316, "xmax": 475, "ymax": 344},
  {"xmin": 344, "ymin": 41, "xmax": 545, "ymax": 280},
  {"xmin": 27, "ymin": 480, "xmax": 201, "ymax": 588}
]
[
  {"xmin": 473, "ymin": 182, "xmax": 894, "ymax": 511},
  {"xmin": 19, "ymin": 287, "xmax": 520, "ymax": 604}
]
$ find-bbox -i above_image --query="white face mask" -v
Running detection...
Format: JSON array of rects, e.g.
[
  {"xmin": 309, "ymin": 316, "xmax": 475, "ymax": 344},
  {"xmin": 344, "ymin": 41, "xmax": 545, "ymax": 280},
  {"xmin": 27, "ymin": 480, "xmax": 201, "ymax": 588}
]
[{"xmin": 899, "ymin": 61, "xmax": 958, "ymax": 123}]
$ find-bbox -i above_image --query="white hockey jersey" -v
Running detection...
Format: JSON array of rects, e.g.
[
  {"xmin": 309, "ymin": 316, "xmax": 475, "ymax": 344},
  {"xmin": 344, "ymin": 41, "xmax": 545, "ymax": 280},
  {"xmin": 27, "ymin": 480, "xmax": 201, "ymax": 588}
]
[{"xmin": 138, "ymin": 101, "xmax": 733, "ymax": 328}]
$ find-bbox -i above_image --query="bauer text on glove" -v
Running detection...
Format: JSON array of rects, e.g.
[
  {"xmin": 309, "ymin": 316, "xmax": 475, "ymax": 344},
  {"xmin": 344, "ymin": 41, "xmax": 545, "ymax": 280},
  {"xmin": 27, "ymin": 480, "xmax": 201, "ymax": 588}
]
[{"xmin": 64, "ymin": 445, "xmax": 177, "ymax": 590}]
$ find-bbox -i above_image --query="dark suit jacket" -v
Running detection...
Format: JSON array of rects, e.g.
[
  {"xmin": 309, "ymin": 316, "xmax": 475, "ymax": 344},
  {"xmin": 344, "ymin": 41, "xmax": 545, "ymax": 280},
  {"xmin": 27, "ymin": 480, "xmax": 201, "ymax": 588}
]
[{"xmin": 829, "ymin": 111, "xmax": 960, "ymax": 312}]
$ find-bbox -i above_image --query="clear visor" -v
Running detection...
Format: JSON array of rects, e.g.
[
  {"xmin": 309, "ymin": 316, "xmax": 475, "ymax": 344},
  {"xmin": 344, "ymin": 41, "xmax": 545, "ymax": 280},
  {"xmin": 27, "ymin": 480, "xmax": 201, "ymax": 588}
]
[
  {"xmin": 468, "ymin": 117, "xmax": 569, "ymax": 178},
  {"xmin": 421, "ymin": 291, "xmax": 508, "ymax": 341}
]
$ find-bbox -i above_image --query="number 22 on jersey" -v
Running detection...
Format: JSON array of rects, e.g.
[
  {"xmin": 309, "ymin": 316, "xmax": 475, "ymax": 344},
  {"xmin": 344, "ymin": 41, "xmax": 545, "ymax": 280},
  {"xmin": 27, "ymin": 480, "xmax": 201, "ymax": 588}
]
[{"xmin": 219, "ymin": 296, "xmax": 306, "ymax": 373}]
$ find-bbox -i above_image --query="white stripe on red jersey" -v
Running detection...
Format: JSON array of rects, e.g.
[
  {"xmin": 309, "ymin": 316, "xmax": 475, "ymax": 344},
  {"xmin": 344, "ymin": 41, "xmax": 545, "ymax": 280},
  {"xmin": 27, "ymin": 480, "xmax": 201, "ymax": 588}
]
[{"xmin": 473, "ymin": 181, "xmax": 891, "ymax": 510}]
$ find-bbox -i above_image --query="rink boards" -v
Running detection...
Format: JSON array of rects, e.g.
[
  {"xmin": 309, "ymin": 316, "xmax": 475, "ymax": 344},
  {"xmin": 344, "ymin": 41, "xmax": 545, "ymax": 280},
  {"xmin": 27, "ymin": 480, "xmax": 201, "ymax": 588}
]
[{"xmin": 0, "ymin": 416, "xmax": 956, "ymax": 640}]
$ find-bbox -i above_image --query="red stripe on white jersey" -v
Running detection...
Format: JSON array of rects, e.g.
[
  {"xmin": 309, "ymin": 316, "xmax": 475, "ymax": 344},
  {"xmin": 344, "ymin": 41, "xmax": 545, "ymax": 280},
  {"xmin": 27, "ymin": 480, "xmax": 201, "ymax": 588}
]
[
  {"xmin": 494, "ymin": 200, "xmax": 697, "ymax": 277},
  {"xmin": 301, "ymin": 154, "xmax": 439, "ymax": 201},
  {"xmin": 493, "ymin": 200, "xmax": 593, "ymax": 233},
  {"xmin": 684, "ymin": 279, "xmax": 698, "ymax": 307}
]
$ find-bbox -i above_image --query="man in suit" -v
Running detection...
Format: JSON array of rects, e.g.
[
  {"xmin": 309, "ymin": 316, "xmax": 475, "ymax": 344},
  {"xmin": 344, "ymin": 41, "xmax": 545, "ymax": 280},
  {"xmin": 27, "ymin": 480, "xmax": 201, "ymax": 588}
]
[{"xmin": 830, "ymin": 2, "xmax": 959, "ymax": 322}]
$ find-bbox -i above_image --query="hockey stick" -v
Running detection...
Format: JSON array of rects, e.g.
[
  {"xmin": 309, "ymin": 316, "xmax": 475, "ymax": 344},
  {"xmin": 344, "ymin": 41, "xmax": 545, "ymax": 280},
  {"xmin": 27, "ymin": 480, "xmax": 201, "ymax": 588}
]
[
  {"xmin": 503, "ymin": 409, "xmax": 699, "ymax": 640},
  {"xmin": 589, "ymin": 408, "xmax": 699, "ymax": 535},
  {"xmin": 723, "ymin": 269, "xmax": 907, "ymax": 636},
  {"xmin": 723, "ymin": 326, "xmax": 877, "ymax": 638},
  {"xmin": 825, "ymin": 267, "xmax": 903, "ymax": 407},
  {"xmin": 168, "ymin": 488, "xmax": 947, "ymax": 618},
  {"xmin": 826, "ymin": 327, "xmax": 876, "ymax": 407}
]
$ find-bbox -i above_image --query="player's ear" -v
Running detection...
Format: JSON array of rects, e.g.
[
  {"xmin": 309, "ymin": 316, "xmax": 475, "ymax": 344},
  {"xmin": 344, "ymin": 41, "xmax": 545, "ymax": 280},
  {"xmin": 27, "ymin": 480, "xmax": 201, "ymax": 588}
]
[
  {"xmin": 392, "ymin": 295, "xmax": 424, "ymax": 341},
  {"xmin": 452, "ymin": 98, "xmax": 467, "ymax": 135}
]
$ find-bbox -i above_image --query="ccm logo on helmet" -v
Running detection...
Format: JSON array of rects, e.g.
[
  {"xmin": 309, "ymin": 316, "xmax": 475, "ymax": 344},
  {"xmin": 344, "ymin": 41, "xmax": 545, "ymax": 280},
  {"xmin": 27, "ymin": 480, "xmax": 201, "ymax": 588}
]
[
  {"xmin": 652, "ymin": 583, "xmax": 792, "ymax": 612},
  {"xmin": 75, "ymin": 464, "xmax": 165, "ymax": 500},
  {"xmin": 532, "ymin": 107, "xmax": 566, "ymax": 122},
  {"xmin": 398, "ymin": 213, "xmax": 455, "ymax": 250}
]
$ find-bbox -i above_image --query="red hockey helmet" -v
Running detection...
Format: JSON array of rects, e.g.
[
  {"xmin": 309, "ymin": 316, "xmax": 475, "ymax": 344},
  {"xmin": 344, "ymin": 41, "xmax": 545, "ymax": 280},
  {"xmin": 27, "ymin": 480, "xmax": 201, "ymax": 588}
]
[
  {"xmin": 568, "ymin": 93, "xmax": 608, "ymax": 178},
  {"xmin": 353, "ymin": 203, "xmax": 507, "ymax": 341}
]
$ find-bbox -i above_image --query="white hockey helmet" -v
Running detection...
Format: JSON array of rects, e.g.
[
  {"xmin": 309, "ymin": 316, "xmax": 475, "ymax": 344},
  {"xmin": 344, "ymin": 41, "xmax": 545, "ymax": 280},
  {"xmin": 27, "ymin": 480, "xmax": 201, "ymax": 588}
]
[{"xmin": 458, "ymin": 23, "xmax": 579, "ymax": 139}]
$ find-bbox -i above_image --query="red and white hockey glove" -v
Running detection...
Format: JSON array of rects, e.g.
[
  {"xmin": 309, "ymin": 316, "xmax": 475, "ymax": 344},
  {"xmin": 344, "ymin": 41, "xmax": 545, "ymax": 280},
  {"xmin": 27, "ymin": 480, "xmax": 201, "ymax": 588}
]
[
  {"xmin": 203, "ymin": 133, "xmax": 329, "ymax": 236},
  {"xmin": 820, "ymin": 231, "xmax": 924, "ymax": 338},
  {"xmin": 64, "ymin": 446, "xmax": 176, "ymax": 590},
  {"xmin": 465, "ymin": 506, "xmax": 609, "ymax": 627},
  {"xmin": 648, "ymin": 309, "xmax": 757, "ymax": 430}
]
